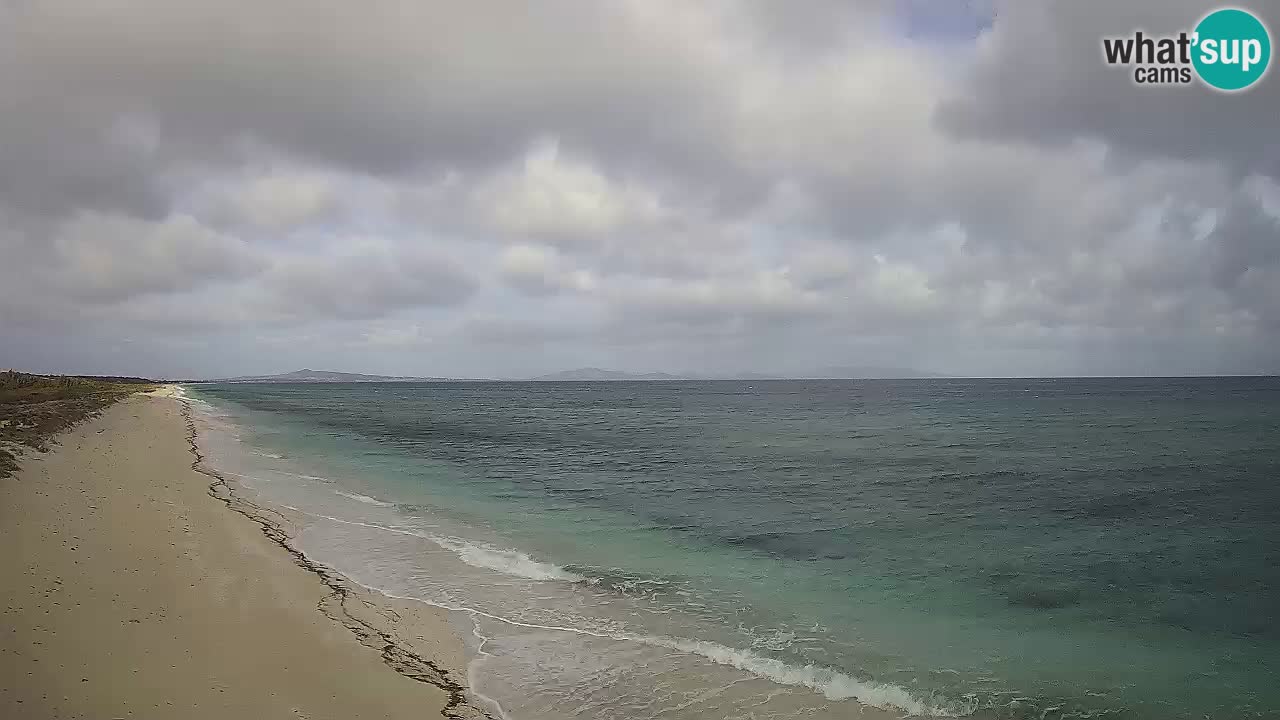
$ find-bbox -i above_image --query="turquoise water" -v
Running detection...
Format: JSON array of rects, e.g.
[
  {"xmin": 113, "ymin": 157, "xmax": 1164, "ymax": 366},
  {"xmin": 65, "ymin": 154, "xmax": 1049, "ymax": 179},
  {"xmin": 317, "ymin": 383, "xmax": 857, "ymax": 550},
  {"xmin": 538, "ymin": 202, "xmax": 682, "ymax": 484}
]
[{"xmin": 189, "ymin": 378, "xmax": 1280, "ymax": 719}]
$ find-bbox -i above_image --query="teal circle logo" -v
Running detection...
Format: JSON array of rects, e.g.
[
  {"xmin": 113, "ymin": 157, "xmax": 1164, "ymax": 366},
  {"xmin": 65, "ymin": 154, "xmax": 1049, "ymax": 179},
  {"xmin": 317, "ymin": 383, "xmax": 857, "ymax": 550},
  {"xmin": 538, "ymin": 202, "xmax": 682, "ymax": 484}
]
[{"xmin": 1192, "ymin": 8, "xmax": 1271, "ymax": 91}]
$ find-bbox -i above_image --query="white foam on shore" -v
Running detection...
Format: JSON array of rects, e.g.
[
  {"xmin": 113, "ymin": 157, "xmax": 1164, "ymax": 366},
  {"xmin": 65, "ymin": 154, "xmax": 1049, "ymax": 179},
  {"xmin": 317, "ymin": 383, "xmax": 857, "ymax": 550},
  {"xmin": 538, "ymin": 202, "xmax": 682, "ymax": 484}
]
[
  {"xmin": 333, "ymin": 490, "xmax": 395, "ymax": 507},
  {"xmin": 261, "ymin": 506, "xmax": 583, "ymax": 584},
  {"xmin": 645, "ymin": 636, "xmax": 960, "ymax": 716},
  {"xmin": 270, "ymin": 506, "xmax": 962, "ymax": 716},
  {"xmin": 184, "ymin": 398, "xmax": 964, "ymax": 718},
  {"xmin": 428, "ymin": 535, "xmax": 586, "ymax": 582},
  {"xmin": 345, "ymin": 573, "xmax": 963, "ymax": 717}
]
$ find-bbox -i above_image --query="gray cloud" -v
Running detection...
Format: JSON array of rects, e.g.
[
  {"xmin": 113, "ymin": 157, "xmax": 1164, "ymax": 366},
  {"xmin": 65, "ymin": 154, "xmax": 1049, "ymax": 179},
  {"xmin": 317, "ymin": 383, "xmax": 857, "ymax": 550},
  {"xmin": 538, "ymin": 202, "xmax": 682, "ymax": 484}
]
[
  {"xmin": 264, "ymin": 239, "xmax": 477, "ymax": 321},
  {"xmin": 938, "ymin": 0, "xmax": 1280, "ymax": 175},
  {"xmin": 3, "ymin": 2, "xmax": 728, "ymax": 175},
  {"xmin": 48, "ymin": 213, "xmax": 259, "ymax": 303},
  {"xmin": 1, "ymin": 0, "xmax": 1278, "ymax": 379}
]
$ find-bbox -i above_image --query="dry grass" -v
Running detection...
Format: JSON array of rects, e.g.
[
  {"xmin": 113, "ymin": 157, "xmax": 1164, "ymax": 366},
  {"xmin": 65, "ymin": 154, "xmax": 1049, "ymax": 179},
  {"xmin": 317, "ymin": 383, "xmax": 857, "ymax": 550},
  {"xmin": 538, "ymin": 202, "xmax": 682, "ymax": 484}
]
[{"xmin": 0, "ymin": 371, "xmax": 155, "ymax": 477}]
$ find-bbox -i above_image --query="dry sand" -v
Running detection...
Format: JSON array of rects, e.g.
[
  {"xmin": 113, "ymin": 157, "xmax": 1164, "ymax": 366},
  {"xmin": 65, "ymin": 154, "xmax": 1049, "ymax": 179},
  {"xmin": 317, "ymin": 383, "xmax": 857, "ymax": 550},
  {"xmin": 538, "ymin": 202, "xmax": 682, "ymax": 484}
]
[{"xmin": 0, "ymin": 392, "xmax": 487, "ymax": 719}]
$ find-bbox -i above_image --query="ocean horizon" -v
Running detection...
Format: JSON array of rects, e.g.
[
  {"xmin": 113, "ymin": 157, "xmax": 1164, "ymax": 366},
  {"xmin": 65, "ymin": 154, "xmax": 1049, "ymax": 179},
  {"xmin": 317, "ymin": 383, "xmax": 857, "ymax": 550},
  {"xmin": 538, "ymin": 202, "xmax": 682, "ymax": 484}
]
[{"xmin": 187, "ymin": 377, "xmax": 1280, "ymax": 719}]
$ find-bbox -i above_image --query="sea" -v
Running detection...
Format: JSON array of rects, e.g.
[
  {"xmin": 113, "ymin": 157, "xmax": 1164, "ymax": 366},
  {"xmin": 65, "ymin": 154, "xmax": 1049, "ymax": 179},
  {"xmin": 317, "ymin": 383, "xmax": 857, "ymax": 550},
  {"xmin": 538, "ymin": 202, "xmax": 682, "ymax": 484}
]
[{"xmin": 184, "ymin": 378, "xmax": 1280, "ymax": 720}]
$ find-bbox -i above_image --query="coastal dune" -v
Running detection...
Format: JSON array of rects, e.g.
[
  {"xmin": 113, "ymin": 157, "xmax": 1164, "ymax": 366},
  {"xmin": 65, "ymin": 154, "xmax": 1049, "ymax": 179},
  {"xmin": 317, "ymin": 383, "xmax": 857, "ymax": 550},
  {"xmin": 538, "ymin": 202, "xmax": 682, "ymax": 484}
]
[{"xmin": 0, "ymin": 393, "xmax": 478, "ymax": 719}]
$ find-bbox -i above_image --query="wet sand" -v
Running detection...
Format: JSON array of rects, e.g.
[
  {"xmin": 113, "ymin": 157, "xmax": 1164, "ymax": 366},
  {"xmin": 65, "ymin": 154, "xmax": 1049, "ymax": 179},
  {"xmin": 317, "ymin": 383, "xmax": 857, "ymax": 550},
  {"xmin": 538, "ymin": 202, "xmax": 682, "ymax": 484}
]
[{"xmin": 0, "ymin": 392, "xmax": 486, "ymax": 719}]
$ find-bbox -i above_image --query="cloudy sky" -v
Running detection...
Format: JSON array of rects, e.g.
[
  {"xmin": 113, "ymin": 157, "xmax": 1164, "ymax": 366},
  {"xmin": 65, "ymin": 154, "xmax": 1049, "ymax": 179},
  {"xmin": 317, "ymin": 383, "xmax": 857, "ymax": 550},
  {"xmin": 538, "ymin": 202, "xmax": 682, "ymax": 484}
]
[{"xmin": 2, "ymin": 0, "xmax": 1278, "ymax": 379}]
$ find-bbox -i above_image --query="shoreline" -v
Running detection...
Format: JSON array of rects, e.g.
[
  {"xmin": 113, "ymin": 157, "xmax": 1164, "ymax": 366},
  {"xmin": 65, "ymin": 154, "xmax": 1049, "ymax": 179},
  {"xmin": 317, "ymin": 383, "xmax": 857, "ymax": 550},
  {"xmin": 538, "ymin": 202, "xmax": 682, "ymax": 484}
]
[
  {"xmin": 186, "ymin": 385, "xmax": 914, "ymax": 720},
  {"xmin": 178, "ymin": 395, "xmax": 493, "ymax": 719},
  {"xmin": 1, "ymin": 391, "xmax": 491, "ymax": 719}
]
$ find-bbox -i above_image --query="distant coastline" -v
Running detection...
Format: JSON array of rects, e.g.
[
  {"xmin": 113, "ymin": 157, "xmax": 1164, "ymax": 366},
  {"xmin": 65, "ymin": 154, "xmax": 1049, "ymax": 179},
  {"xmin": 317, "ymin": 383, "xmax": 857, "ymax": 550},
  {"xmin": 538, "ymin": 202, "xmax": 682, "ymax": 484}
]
[
  {"xmin": 194, "ymin": 366, "xmax": 950, "ymax": 384},
  {"xmin": 198, "ymin": 368, "xmax": 469, "ymax": 384}
]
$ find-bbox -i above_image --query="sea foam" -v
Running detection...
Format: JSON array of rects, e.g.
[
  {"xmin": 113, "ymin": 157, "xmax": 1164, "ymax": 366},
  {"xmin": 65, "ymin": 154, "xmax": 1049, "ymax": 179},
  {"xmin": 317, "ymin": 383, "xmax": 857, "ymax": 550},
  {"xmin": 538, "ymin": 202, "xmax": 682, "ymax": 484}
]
[
  {"xmin": 427, "ymin": 535, "xmax": 586, "ymax": 582},
  {"xmin": 345, "ymin": 572, "xmax": 961, "ymax": 717},
  {"xmin": 182, "ymin": 398, "xmax": 954, "ymax": 717},
  {"xmin": 210, "ymin": 487, "xmax": 961, "ymax": 717},
  {"xmin": 333, "ymin": 490, "xmax": 395, "ymax": 507},
  {"xmin": 643, "ymin": 635, "xmax": 965, "ymax": 717}
]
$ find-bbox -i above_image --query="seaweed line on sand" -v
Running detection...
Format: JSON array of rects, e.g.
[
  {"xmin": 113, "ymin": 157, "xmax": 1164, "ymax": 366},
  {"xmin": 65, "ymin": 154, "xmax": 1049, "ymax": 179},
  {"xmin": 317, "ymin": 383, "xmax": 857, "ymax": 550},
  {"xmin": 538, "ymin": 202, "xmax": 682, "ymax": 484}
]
[{"xmin": 178, "ymin": 398, "xmax": 495, "ymax": 720}]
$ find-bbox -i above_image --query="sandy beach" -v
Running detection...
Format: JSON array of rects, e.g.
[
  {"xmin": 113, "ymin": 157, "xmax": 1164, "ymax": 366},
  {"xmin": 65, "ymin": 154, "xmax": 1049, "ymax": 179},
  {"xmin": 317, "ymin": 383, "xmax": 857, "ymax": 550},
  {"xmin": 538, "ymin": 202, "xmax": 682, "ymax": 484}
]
[{"xmin": 0, "ymin": 391, "xmax": 485, "ymax": 719}]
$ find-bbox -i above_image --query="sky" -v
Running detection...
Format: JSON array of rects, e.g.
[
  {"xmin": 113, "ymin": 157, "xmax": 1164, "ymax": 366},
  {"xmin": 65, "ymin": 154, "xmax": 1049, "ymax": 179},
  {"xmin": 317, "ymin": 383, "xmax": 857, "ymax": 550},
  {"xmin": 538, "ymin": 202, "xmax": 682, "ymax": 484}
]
[{"xmin": 2, "ymin": 0, "xmax": 1278, "ymax": 380}]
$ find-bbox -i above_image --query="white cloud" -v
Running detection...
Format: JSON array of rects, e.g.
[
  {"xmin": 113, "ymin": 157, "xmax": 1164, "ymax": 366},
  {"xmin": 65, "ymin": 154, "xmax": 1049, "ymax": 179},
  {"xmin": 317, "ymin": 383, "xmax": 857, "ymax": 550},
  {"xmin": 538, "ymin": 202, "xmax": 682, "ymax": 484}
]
[
  {"xmin": 217, "ymin": 171, "xmax": 339, "ymax": 229},
  {"xmin": 473, "ymin": 139, "xmax": 666, "ymax": 244},
  {"xmin": 499, "ymin": 243, "xmax": 599, "ymax": 295}
]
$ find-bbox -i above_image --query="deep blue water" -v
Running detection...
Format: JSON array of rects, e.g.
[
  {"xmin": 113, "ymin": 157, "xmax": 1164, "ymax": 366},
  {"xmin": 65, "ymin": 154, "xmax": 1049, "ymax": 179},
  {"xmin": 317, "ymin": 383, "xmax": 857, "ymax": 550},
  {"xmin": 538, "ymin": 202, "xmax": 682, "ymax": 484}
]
[{"xmin": 192, "ymin": 378, "xmax": 1280, "ymax": 719}]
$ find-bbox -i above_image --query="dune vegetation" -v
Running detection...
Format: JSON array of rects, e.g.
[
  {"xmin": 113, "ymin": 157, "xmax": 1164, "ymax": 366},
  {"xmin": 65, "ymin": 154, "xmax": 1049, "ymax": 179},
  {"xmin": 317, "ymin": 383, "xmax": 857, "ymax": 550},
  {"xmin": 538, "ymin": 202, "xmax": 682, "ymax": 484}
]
[{"xmin": 0, "ymin": 371, "xmax": 154, "ymax": 477}]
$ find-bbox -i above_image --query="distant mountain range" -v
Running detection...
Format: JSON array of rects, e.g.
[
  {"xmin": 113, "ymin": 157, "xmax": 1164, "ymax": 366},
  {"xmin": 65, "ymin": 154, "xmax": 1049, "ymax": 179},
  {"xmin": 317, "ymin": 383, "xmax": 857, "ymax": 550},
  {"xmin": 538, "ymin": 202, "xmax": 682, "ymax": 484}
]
[
  {"xmin": 529, "ymin": 368, "xmax": 685, "ymax": 381},
  {"xmin": 198, "ymin": 366, "xmax": 946, "ymax": 383},
  {"xmin": 768, "ymin": 365, "xmax": 949, "ymax": 380},
  {"xmin": 202, "ymin": 369, "xmax": 459, "ymax": 383},
  {"xmin": 528, "ymin": 366, "xmax": 946, "ymax": 381}
]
